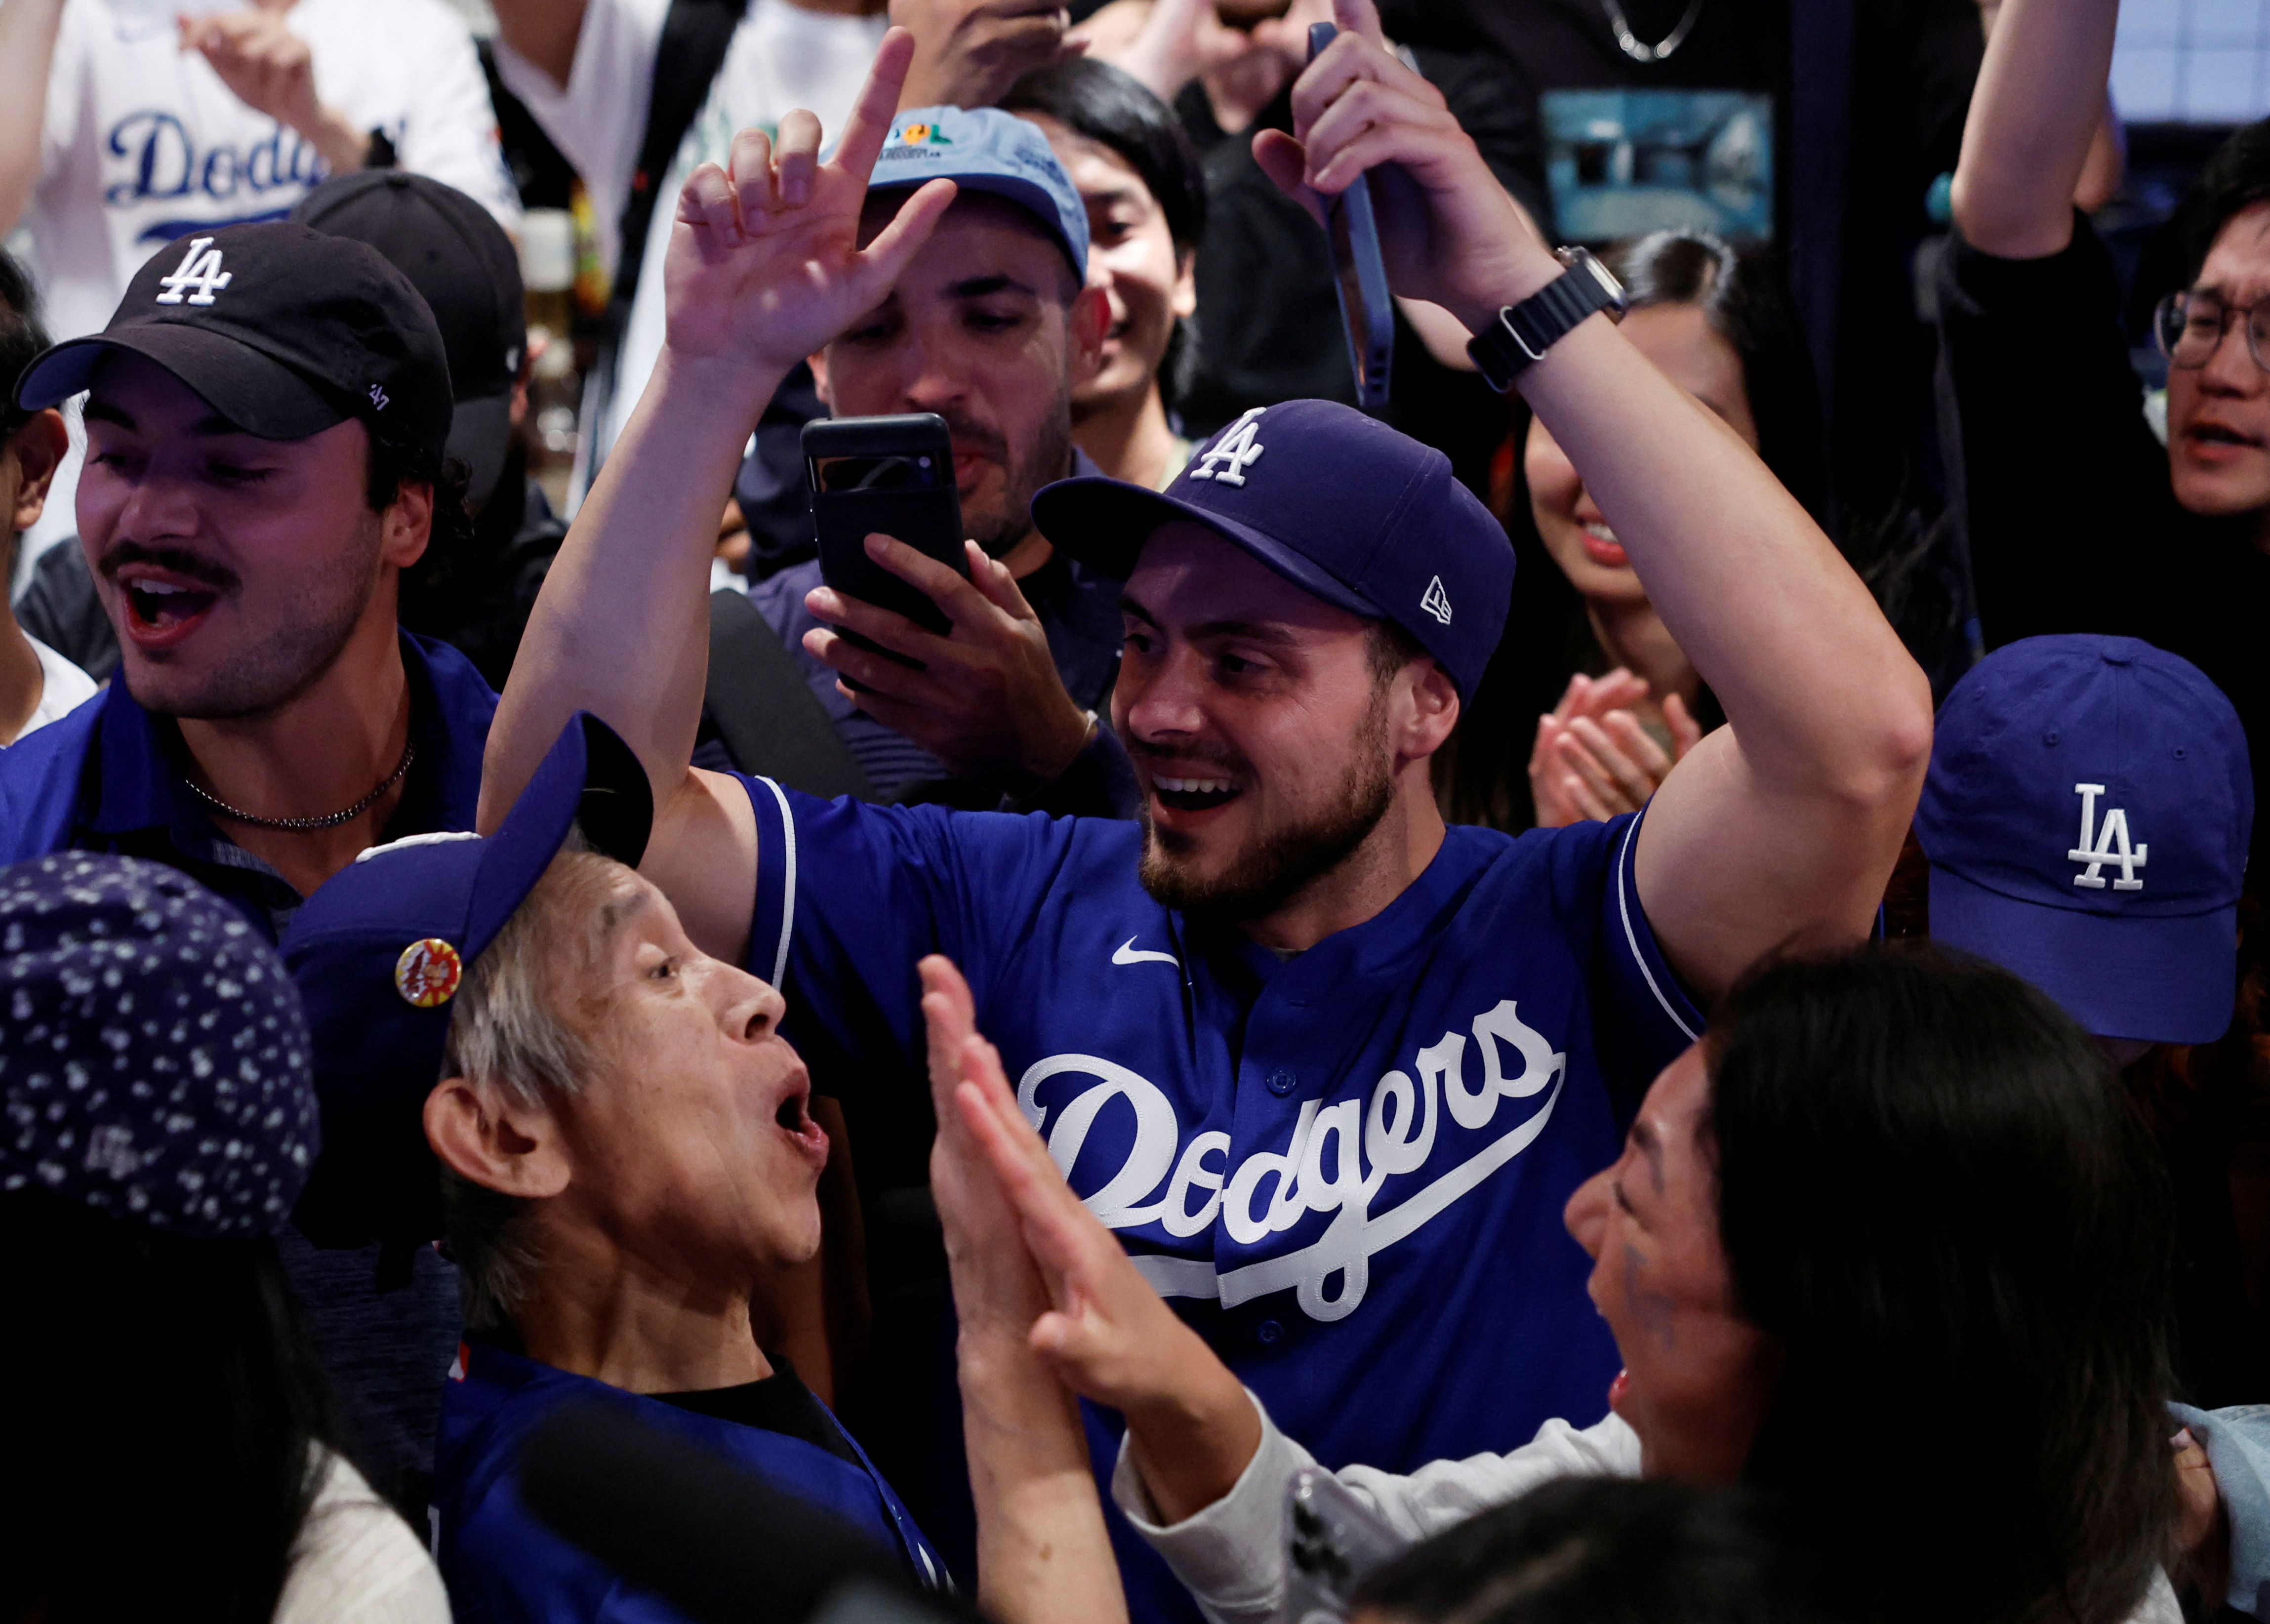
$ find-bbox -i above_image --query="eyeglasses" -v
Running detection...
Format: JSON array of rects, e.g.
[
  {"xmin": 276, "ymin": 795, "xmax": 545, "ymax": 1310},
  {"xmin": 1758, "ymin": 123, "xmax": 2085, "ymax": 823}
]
[{"xmin": 2154, "ymin": 288, "xmax": 2270, "ymax": 373}]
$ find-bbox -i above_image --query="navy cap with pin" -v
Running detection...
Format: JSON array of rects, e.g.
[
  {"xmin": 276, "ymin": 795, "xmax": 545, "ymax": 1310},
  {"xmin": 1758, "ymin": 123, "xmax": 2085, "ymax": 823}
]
[
  {"xmin": 1033, "ymin": 399, "xmax": 1515, "ymax": 700},
  {"xmin": 279, "ymin": 714, "xmax": 651, "ymax": 1248},
  {"xmin": 1916, "ymin": 634, "xmax": 2253, "ymax": 1045},
  {"xmin": 16, "ymin": 221, "xmax": 453, "ymax": 463}
]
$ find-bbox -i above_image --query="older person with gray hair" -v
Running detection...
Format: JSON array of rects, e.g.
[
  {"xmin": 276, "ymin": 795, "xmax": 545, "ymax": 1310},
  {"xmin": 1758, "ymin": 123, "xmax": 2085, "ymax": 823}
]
[{"xmin": 280, "ymin": 713, "xmax": 945, "ymax": 1624}]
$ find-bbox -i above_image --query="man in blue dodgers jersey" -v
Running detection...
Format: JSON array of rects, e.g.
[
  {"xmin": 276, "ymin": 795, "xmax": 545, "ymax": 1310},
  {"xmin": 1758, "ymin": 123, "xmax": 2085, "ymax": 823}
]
[
  {"xmin": 282, "ymin": 713, "xmax": 942, "ymax": 1622},
  {"xmin": 483, "ymin": 12, "xmax": 1933, "ymax": 1616}
]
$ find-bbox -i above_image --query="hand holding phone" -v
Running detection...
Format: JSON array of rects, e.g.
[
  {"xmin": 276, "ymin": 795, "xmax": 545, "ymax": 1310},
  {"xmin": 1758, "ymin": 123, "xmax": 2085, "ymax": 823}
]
[
  {"xmin": 803, "ymin": 413, "xmax": 970, "ymax": 674},
  {"xmin": 1307, "ymin": 21, "xmax": 1394, "ymax": 412}
]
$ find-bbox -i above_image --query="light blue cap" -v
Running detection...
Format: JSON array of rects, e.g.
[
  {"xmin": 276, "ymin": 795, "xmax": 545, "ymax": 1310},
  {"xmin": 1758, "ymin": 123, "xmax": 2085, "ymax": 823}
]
[{"xmin": 869, "ymin": 105, "xmax": 1088, "ymax": 279}]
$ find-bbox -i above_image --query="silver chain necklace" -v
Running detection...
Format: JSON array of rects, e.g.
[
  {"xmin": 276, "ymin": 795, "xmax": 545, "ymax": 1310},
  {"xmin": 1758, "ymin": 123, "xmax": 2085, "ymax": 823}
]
[
  {"xmin": 184, "ymin": 736, "xmax": 415, "ymax": 832},
  {"xmin": 1599, "ymin": 0, "xmax": 1708, "ymax": 62}
]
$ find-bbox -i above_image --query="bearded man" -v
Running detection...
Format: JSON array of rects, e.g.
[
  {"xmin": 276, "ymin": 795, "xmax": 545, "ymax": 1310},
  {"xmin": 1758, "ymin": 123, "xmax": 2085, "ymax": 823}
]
[
  {"xmin": 486, "ymin": 25, "xmax": 1931, "ymax": 1620},
  {"xmin": 740, "ymin": 102, "xmax": 1134, "ymax": 811}
]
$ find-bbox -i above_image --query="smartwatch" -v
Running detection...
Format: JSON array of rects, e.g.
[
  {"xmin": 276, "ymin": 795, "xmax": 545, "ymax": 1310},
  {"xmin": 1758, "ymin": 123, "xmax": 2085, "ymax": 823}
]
[{"xmin": 1466, "ymin": 246, "xmax": 1629, "ymax": 392}]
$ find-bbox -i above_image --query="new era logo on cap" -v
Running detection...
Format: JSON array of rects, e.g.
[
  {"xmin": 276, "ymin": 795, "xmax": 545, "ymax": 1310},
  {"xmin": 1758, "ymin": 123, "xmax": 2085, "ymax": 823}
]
[{"xmin": 1421, "ymin": 576, "xmax": 1453, "ymax": 625}]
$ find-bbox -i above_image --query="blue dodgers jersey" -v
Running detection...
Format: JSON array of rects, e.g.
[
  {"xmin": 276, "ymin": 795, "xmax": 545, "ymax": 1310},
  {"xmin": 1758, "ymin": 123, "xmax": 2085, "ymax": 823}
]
[
  {"xmin": 436, "ymin": 1342, "xmax": 944, "ymax": 1624},
  {"xmin": 738, "ymin": 781, "xmax": 1702, "ymax": 1476}
]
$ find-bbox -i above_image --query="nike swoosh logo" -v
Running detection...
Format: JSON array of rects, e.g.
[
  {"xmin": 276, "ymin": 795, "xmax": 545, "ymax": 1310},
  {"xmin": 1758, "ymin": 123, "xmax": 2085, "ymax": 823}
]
[{"xmin": 1113, "ymin": 936, "xmax": 1179, "ymax": 968}]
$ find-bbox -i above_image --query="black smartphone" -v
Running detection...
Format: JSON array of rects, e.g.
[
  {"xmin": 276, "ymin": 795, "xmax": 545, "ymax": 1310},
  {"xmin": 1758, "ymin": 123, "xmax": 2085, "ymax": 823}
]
[
  {"xmin": 803, "ymin": 413, "xmax": 969, "ymax": 671},
  {"xmin": 1308, "ymin": 21, "xmax": 1395, "ymax": 412}
]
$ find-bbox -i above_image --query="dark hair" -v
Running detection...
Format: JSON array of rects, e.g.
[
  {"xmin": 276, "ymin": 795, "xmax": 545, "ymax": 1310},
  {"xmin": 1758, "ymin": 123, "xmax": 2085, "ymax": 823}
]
[
  {"xmin": 1602, "ymin": 231, "xmax": 1828, "ymax": 525},
  {"xmin": 1353, "ymin": 1478, "xmax": 1833, "ymax": 1624},
  {"xmin": 0, "ymin": 248, "xmax": 51, "ymax": 443},
  {"xmin": 2165, "ymin": 120, "xmax": 2270, "ymax": 293},
  {"xmin": 1708, "ymin": 945, "xmax": 2175, "ymax": 1624},
  {"xmin": 373, "ymin": 416, "xmax": 474, "ymax": 612},
  {"xmin": 1002, "ymin": 57, "xmax": 1210, "ymax": 403},
  {"xmin": 0, "ymin": 1189, "xmax": 339, "ymax": 1623}
]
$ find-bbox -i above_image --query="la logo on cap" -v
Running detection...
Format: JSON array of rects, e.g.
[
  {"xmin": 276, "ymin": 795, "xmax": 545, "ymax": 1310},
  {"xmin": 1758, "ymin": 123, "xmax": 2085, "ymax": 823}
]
[
  {"xmin": 154, "ymin": 236, "xmax": 231, "ymax": 307},
  {"xmin": 1190, "ymin": 407, "xmax": 1267, "ymax": 488}
]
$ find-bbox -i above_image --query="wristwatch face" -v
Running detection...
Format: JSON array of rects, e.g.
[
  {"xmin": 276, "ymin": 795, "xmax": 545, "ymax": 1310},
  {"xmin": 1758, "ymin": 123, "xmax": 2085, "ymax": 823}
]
[{"xmin": 1557, "ymin": 245, "xmax": 1628, "ymax": 320}]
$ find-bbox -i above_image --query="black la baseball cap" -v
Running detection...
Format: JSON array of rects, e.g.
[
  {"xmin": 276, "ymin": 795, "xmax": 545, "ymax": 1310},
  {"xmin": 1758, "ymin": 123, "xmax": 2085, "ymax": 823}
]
[
  {"xmin": 16, "ymin": 221, "xmax": 452, "ymax": 463},
  {"xmin": 291, "ymin": 171, "xmax": 526, "ymax": 505}
]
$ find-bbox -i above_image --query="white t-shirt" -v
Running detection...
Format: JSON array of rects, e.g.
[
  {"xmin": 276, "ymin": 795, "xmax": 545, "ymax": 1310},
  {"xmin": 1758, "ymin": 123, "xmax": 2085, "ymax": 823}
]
[
  {"xmin": 1114, "ymin": 1394, "xmax": 2186, "ymax": 1624},
  {"xmin": 493, "ymin": 0, "xmax": 887, "ymax": 481},
  {"xmin": 272, "ymin": 1447, "xmax": 450, "ymax": 1624},
  {"xmin": 28, "ymin": 0, "xmax": 522, "ymax": 346},
  {"xmin": 12, "ymin": 634, "xmax": 97, "ymax": 742}
]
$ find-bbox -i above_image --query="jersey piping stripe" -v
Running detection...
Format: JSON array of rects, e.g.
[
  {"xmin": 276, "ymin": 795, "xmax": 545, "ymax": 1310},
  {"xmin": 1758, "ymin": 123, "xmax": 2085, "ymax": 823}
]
[
  {"xmin": 1617, "ymin": 812, "xmax": 1699, "ymax": 1043},
  {"xmin": 759, "ymin": 776, "xmax": 797, "ymax": 991}
]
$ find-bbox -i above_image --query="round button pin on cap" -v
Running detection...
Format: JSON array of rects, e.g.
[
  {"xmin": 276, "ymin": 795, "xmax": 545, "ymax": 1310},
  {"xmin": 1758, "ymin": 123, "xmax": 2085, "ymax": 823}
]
[{"xmin": 394, "ymin": 937, "xmax": 463, "ymax": 1007}]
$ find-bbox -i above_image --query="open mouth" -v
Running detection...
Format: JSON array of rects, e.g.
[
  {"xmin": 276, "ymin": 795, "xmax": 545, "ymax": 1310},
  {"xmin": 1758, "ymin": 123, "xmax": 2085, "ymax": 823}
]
[
  {"xmin": 1151, "ymin": 773, "xmax": 1241, "ymax": 813},
  {"xmin": 773, "ymin": 1080, "xmax": 829, "ymax": 1165},
  {"xmin": 112, "ymin": 566, "xmax": 227, "ymax": 649},
  {"xmin": 1578, "ymin": 519, "xmax": 1629, "ymax": 568},
  {"xmin": 2189, "ymin": 421, "xmax": 2261, "ymax": 452}
]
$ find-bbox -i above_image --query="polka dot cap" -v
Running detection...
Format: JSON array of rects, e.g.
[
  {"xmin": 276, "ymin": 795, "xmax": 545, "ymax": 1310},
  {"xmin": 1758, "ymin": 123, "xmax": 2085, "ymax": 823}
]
[{"xmin": 0, "ymin": 853, "xmax": 319, "ymax": 1239}]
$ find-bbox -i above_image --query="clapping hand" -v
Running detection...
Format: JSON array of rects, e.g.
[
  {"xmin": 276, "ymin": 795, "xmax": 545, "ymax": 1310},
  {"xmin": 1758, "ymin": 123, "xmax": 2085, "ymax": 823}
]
[
  {"xmin": 1249, "ymin": 0, "xmax": 1550, "ymax": 331},
  {"xmin": 1529, "ymin": 670, "xmax": 1702, "ymax": 827},
  {"xmin": 920, "ymin": 954, "xmax": 1262, "ymax": 1525},
  {"xmin": 662, "ymin": 29, "xmax": 958, "ymax": 381}
]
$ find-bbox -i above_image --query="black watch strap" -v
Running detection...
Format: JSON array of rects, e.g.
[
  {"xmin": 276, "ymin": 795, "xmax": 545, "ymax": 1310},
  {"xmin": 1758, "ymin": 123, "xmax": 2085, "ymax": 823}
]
[{"xmin": 1467, "ymin": 248, "xmax": 1626, "ymax": 393}]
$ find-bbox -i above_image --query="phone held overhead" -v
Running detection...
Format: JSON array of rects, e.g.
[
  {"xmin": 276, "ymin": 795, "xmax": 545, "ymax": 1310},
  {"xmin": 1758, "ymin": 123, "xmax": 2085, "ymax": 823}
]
[{"xmin": 1309, "ymin": 21, "xmax": 1394, "ymax": 413}]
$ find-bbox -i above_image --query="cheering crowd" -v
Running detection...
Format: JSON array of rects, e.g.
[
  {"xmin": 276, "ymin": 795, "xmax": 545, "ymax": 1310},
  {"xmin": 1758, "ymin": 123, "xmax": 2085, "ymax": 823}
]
[{"xmin": 2, "ymin": 0, "xmax": 2269, "ymax": 1621}]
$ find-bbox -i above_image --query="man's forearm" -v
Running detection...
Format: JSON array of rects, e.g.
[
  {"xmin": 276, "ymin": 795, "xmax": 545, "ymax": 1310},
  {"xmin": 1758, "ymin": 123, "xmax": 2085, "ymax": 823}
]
[
  {"xmin": 1951, "ymin": 0, "xmax": 2121, "ymax": 258},
  {"xmin": 0, "ymin": 0, "xmax": 66, "ymax": 237},
  {"xmin": 1514, "ymin": 317, "xmax": 1924, "ymax": 803},
  {"xmin": 484, "ymin": 346, "xmax": 785, "ymax": 828}
]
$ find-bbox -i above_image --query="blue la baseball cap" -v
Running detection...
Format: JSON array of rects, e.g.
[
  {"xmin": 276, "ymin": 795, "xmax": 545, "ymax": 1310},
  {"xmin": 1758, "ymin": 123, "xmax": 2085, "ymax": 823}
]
[
  {"xmin": 279, "ymin": 713, "xmax": 651, "ymax": 1247},
  {"xmin": 869, "ymin": 104, "xmax": 1088, "ymax": 279},
  {"xmin": 1032, "ymin": 400, "xmax": 1516, "ymax": 701},
  {"xmin": 0, "ymin": 852, "xmax": 319, "ymax": 1240},
  {"xmin": 1915, "ymin": 635, "xmax": 2253, "ymax": 1045}
]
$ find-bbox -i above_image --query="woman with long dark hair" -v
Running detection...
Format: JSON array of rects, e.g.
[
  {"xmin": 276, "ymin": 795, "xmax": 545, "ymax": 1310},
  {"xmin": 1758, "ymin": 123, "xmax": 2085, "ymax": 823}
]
[
  {"xmin": 934, "ymin": 942, "xmax": 2193, "ymax": 1624},
  {"xmin": 1442, "ymin": 230, "xmax": 1828, "ymax": 831},
  {"xmin": 0, "ymin": 853, "xmax": 447, "ymax": 1624}
]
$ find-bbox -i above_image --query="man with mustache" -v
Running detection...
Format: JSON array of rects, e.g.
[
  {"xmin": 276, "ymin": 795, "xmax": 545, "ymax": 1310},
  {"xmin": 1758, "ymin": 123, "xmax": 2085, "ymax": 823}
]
[
  {"xmin": 0, "ymin": 220, "xmax": 498, "ymax": 1518},
  {"xmin": 491, "ymin": 18, "xmax": 1931, "ymax": 1619},
  {"xmin": 741, "ymin": 100, "xmax": 1135, "ymax": 812}
]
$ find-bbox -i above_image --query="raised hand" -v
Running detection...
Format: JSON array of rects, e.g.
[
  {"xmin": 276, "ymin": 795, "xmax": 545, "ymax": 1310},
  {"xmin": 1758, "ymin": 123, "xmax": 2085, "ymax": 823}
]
[
  {"xmin": 1529, "ymin": 670, "xmax": 1703, "ymax": 827},
  {"xmin": 805, "ymin": 538, "xmax": 1096, "ymax": 795},
  {"xmin": 181, "ymin": 3, "xmax": 365, "ymax": 171},
  {"xmin": 892, "ymin": 0, "xmax": 1082, "ymax": 111},
  {"xmin": 1249, "ymin": 0, "xmax": 1552, "ymax": 331},
  {"xmin": 1079, "ymin": 0, "xmax": 1248, "ymax": 104},
  {"xmin": 924, "ymin": 955, "xmax": 1261, "ymax": 1524},
  {"xmin": 662, "ymin": 28, "xmax": 958, "ymax": 378}
]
